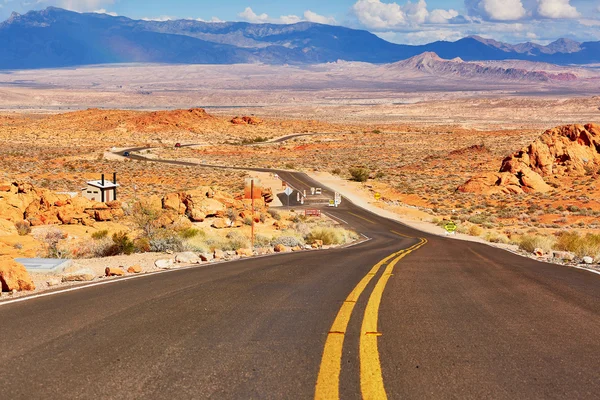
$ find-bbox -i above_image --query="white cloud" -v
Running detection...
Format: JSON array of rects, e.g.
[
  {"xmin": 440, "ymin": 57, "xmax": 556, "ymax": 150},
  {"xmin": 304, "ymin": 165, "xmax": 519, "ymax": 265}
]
[
  {"xmin": 403, "ymin": 0, "xmax": 428, "ymax": 24},
  {"xmin": 352, "ymin": 0, "xmax": 407, "ymax": 29},
  {"xmin": 93, "ymin": 8, "xmax": 116, "ymax": 16},
  {"xmin": 351, "ymin": 0, "xmax": 465, "ymax": 29},
  {"xmin": 304, "ymin": 10, "xmax": 337, "ymax": 25},
  {"xmin": 537, "ymin": 0, "xmax": 579, "ymax": 19},
  {"xmin": 238, "ymin": 7, "xmax": 269, "ymax": 23},
  {"xmin": 428, "ymin": 8, "xmax": 459, "ymax": 24},
  {"xmin": 237, "ymin": 7, "xmax": 336, "ymax": 25},
  {"xmin": 478, "ymin": 0, "xmax": 526, "ymax": 21},
  {"xmin": 195, "ymin": 16, "xmax": 224, "ymax": 23}
]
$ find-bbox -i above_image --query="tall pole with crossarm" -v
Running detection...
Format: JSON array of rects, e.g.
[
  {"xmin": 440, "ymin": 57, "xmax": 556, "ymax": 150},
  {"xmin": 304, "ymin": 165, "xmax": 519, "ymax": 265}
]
[{"xmin": 251, "ymin": 178, "xmax": 255, "ymax": 249}]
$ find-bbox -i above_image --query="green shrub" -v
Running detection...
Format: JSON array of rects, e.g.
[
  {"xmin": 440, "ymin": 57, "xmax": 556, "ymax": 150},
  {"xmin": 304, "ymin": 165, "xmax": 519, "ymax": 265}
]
[
  {"xmin": 349, "ymin": 167, "xmax": 370, "ymax": 182},
  {"xmin": 91, "ymin": 229, "xmax": 109, "ymax": 240},
  {"xmin": 110, "ymin": 232, "xmax": 136, "ymax": 255},
  {"xmin": 468, "ymin": 214, "xmax": 492, "ymax": 225},
  {"xmin": 179, "ymin": 228, "xmax": 203, "ymax": 239}
]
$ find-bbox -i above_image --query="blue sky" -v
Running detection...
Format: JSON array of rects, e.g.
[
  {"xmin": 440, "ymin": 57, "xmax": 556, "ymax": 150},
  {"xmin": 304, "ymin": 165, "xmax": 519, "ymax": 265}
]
[{"xmin": 2, "ymin": 1, "xmax": 600, "ymax": 44}]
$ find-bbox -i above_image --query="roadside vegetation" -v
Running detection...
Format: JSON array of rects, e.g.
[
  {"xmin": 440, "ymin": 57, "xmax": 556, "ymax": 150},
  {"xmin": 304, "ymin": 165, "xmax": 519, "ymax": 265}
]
[{"xmin": 35, "ymin": 203, "xmax": 358, "ymax": 260}]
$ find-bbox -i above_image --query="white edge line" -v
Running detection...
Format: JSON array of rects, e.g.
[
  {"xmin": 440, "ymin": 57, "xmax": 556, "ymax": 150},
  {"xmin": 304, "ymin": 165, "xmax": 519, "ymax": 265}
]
[
  {"xmin": 570, "ymin": 265, "xmax": 600, "ymax": 276},
  {"xmin": 342, "ymin": 237, "xmax": 372, "ymax": 249},
  {"xmin": 324, "ymin": 212, "xmax": 348, "ymax": 225}
]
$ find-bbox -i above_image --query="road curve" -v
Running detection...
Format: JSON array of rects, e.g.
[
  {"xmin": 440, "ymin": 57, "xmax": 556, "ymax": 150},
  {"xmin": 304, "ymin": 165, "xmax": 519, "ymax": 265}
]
[{"xmin": 0, "ymin": 150, "xmax": 598, "ymax": 399}]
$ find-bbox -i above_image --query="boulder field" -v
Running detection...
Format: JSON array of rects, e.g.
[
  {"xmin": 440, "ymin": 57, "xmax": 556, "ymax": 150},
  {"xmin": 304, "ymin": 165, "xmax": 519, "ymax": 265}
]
[
  {"xmin": 459, "ymin": 123, "xmax": 600, "ymax": 194},
  {"xmin": 0, "ymin": 181, "xmax": 274, "ymax": 234}
]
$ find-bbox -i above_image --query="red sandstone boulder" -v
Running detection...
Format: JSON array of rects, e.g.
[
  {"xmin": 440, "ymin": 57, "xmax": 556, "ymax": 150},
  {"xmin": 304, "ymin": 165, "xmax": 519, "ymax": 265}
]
[{"xmin": 0, "ymin": 257, "xmax": 35, "ymax": 292}]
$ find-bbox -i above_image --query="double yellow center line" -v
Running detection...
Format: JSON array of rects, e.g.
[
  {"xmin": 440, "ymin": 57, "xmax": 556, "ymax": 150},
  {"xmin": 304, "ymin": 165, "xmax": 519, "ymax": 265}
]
[{"xmin": 315, "ymin": 232, "xmax": 428, "ymax": 399}]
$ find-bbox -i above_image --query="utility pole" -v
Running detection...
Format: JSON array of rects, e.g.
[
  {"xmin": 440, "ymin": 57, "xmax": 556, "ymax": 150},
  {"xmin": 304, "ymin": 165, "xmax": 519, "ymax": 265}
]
[{"xmin": 251, "ymin": 178, "xmax": 255, "ymax": 249}]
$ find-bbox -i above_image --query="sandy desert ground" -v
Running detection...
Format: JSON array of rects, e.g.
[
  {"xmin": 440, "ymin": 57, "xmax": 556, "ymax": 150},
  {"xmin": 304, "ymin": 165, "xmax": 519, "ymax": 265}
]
[{"xmin": 0, "ymin": 62, "xmax": 599, "ymax": 295}]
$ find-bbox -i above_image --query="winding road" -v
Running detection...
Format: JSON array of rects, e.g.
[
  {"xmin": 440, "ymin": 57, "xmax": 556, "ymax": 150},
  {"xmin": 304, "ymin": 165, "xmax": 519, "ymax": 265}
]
[{"xmin": 0, "ymin": 146, "xmax": 599, "ymax": 399}]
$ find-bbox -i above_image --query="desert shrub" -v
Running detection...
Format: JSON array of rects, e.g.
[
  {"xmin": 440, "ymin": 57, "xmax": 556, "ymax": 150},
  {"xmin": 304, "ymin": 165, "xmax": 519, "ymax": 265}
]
[
  {"xmin": 243, "ymin": 216, "xmax": 253, "ymax": 226},
  {"xmin": 518, "ymin": 235, "xmax": 555, "ymax": 254},
  {"xmin": 331, "ymin": 168, "xmax": 342, "ymax": 175},
  {"xmin": 149, "ymin": 229, "xmax": 185, "ymax": 253},
  {"xmin": 15, "ymin": 221, "xmax": 31, "ymax": 236},
  {"xmin": 240, "ymin": 136, "xmax": 269, "ymax": 145},
  {"xmin": 273, "ymin": 234, "xmax": 305, "ymax": 248},
  {"xmin": 226, "ymin": 231, "xmax": 250, "ymax": 250},
  {"xmin": 485, "ymin": 232, "xmax": 510, "ymax": 244},
  {"xmin": 110, "ymin": 232, "xmax": 136, "ymax": 256},
  {"xmin": 349, "ymin": 167, "xmax": 370, "ymax": 182},
  {"xmin": 226, "ymin": 208, "xmax": 237, "ymax": 221},
  {"xmin": 259, "ymin": 213, "xmax": 268, "ymax": 223},
  {"xmin": 134, "ymin": 237, "xmax": 151, "ymax": 253},
  {"xmin": 285, "ymin": 163, "xmax": 295, "ymax": 170},
  {"xmin": 469, "ymin": 225, "xmax": 483, "ymax": 237},
  {"xmin": 179, "ymin": 228, "xmax": 203, "ymax": 239},
  {"xmin": 205, "ymin": 235, "xmax": 232, "ymax": 252},
  {"xmin": 35, "ymin": 227, "xmax": 69, "ymax": 258},
  {"xmin": 131, "ymin": 202, "xmax": 164, "ymax": 238},
  {"xmin": 293, "ymin": 222, "xmax": 312, "ymax": 237},
  {"xmin": 91, "ymin": 229, "xmax": 109, "ymax": 240},
  {"xmin": 555, "ymin": 232, "xmax": 600, "ymax": 258},
  {"xmin": 253, "ymin": 234, "xmax": 272, "ymax": 248},
  {"xmin": 468, "ymin": 214, "xmax": 492, "ymax": 225},
  {"xmin": 268, "ymin": 210, "xmax": 281, "ymax": 221},
  {"xmin": 306, "ymin": 227, "xmax": 357, "ymax": 245}
]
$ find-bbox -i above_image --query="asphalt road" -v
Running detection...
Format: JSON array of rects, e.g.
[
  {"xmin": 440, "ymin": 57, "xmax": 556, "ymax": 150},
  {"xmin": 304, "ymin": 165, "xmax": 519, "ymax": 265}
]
[{"xmin": 0, "ymin": 157, "xmax": 599, "ymax": 399}]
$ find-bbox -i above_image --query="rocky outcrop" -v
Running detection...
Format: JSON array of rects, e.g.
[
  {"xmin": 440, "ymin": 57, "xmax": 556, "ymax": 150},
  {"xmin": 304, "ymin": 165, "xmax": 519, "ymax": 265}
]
[
  {"xmin": 459, "ymin": 124, "xmax": 600, "ymax": 194},
  {"xmin": 501, "ymin": 124, "xmax": 600, "ymax": 177},
  {"xmin": 231, "ymin": 116, "xmax": 263, "ymax": 125},
  {"xmin": 0, "ymin": 257, "xmax": 35, "ymax": 292},
  {"xmin": 0, "ymin": 181, "xmax": 125, "ymax": 227}
]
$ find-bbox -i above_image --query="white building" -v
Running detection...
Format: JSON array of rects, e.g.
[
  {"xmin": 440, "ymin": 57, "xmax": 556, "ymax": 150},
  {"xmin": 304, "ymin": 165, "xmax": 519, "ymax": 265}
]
[{"xmin": 82, "ymin": 174, "xmax": 119, "ymax": 203}]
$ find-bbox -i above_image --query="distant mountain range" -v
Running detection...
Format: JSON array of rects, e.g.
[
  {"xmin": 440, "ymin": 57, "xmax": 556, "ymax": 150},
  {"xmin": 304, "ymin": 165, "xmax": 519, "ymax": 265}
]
[{"xmin": 1, "ymin": 7, "xmax": 600, "ymax": 69}]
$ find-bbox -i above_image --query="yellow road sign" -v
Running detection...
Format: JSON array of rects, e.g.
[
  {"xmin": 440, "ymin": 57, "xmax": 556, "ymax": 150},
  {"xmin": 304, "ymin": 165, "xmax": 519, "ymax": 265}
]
[{"xmin": 444, "ymin": 221, "xmax": 457, "ymax": 233}]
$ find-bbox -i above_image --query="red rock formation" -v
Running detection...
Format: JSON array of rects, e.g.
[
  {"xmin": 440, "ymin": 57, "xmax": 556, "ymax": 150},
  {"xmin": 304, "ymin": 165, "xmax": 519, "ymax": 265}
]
[
  {"xmin": 0, "ymin": 257, "xmax": 35, "ymax": 292},
  {"xmin": 459, "ymin": 124, "xmax": 600, "ymax": 194}
]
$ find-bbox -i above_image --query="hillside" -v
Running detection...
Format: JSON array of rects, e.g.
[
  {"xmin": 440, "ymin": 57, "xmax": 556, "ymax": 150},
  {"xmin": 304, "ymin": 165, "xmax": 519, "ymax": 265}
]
[
  {"xmin": 386, "ymin": 53, "xmax": 579, "ymax": 82},
  {"xmin": 2, "ymin": 7, "xmax": 600, "ymax": 69}
]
